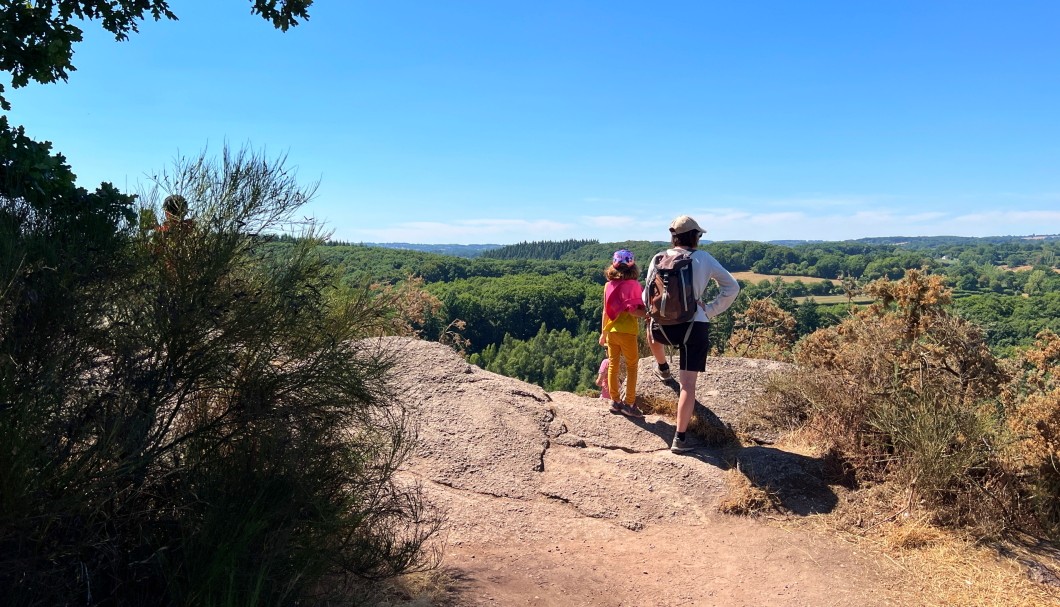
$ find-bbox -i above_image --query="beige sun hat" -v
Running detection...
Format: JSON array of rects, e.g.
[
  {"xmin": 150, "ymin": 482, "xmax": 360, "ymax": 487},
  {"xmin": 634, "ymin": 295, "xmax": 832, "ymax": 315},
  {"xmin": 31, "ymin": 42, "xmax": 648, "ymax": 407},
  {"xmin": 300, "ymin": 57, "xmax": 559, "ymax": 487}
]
[{"xmin": 669, "ymin": 215, "xmax": 705, "ymax": 236}]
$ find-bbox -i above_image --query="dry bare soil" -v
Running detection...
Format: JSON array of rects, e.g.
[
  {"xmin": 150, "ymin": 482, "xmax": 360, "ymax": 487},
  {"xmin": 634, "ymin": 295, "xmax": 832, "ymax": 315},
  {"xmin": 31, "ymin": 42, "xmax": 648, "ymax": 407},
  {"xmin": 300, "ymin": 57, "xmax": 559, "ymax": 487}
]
[
  {"xmin": 382, "ymin": 338, "xmax": 1057, "ymax": 607},
  {"xmin": 730, "ymin": 271, "xmax": 839, "ymax": 285}
]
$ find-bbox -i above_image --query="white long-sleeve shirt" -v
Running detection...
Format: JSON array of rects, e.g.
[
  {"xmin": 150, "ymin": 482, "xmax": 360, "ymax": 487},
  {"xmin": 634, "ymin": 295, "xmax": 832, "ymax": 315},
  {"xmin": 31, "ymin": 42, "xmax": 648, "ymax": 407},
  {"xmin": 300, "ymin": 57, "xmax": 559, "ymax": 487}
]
[{"xmin": 642, "ymin": 247, "xmax": 740, "ymax": 322}]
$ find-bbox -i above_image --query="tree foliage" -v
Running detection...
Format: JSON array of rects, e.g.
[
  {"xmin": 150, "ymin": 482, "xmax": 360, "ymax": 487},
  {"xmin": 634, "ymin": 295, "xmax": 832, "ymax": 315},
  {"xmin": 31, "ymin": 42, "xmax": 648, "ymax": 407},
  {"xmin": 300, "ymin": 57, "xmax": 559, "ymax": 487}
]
[
  {"xmin": 471, "ymin": 325, "xmax": 602, "ymax": 392},
  {"xmin": 0, "ymin": 0, "xmax": 312, "ymax": 109},
  {"xmin": 427, "ymin": 273, "xmax": 600, "ymax": 351},
  {"xmin": 481, "ymin": 238, "xmax": 599, "ymax": 260}
]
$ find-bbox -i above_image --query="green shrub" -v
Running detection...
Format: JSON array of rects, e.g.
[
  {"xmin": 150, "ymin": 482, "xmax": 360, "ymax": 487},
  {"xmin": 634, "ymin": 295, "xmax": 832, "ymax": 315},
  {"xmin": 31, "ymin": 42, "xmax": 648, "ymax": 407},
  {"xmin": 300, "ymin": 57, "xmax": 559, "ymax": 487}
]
[{"xmin": 0, "ymin": 147, "xmax": 442, "ymax": 606}]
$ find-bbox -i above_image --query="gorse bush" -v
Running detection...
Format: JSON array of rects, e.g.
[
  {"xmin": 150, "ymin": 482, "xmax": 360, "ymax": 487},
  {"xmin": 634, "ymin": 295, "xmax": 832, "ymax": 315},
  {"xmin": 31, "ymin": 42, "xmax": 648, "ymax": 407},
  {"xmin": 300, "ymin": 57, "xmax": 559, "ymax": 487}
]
[
  {"xmin": 0, "ymin": 147, "xmax": 442, "ymax": 605},
  {"xmin": 1002, "ymin": 329, "xmax": 1060, "ymax": 535},
  {"xmin": 767, "ymin": 270, "xmax": 1028, "ymax": 535},
  {"xmin": 726, "ymin": 298, "xmax": 796, "ymax": 361}
]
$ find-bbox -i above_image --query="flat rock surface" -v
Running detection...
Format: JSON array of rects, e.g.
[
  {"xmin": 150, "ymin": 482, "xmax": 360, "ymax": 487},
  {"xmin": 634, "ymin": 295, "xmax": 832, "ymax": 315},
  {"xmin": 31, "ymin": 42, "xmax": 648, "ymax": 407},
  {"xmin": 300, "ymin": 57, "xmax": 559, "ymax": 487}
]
[
  {"xmin": 382, "ymin": 337, "xmax": 914, "ymax": 606},
  {"xmin": 633, "ymin": 354, "xmax": 794, "ymax": 444}
]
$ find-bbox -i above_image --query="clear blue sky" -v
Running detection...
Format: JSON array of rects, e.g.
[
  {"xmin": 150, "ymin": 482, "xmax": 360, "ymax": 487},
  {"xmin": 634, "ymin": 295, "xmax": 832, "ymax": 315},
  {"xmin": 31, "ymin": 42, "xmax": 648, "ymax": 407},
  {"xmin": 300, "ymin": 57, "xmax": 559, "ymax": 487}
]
[{"xmin": 7, "ymin": 1, "xmax": 1060, "ymax": 244}]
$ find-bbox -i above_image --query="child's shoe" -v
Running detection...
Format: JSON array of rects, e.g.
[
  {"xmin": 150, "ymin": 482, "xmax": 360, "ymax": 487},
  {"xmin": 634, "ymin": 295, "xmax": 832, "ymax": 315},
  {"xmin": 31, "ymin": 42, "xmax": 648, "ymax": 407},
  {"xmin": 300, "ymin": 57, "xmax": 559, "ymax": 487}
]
[
  {"xmin": 622, "ymin": 404, "xmax": 646, "ymax": 418},
  {"xmin": 609, "ymin": 401, "xmax": 624, "ymax": 414}
]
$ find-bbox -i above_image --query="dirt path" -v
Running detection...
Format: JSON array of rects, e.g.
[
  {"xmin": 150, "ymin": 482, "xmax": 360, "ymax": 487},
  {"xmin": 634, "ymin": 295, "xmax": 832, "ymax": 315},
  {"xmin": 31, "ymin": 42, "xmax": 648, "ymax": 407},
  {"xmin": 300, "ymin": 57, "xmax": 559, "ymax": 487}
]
[
  {"xmin": 384, "ymin": 337, "xmax": 915, "ymax": 606},
  {"xmin": 429, "ymin": 482, "xmax": 909, "ymax": 607}
]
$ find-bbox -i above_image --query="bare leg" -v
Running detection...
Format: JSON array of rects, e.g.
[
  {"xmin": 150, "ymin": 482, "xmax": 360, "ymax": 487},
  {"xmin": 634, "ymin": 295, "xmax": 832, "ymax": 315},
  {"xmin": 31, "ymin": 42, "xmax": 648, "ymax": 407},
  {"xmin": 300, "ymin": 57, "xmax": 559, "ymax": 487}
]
[
  {"xmin": 648, "ymin": 339, "xmax": 667, "ymax": 365},
  {"xmin": 676, "ymin": 370, "xmax": 698, "ymax": 432}
]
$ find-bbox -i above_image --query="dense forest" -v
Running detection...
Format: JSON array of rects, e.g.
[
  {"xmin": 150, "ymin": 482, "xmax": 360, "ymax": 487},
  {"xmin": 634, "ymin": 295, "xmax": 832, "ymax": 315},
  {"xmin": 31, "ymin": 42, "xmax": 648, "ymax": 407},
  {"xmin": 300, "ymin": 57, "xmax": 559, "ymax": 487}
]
[{"xmin": 290, "ymin": 235, "xmax": 1060, "ymax": 392}]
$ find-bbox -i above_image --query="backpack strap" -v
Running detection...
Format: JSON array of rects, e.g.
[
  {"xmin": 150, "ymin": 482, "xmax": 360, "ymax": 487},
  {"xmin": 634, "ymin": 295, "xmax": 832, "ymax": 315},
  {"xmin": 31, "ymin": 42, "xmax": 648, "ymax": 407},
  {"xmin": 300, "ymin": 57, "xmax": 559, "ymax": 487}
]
[
  {"xmin": 648, "ymin": 317, "xmax": 698, "ymax": 346},
  {"xmin": 679, "ymin": 321, "xmax": 695, "ymax": 345}
]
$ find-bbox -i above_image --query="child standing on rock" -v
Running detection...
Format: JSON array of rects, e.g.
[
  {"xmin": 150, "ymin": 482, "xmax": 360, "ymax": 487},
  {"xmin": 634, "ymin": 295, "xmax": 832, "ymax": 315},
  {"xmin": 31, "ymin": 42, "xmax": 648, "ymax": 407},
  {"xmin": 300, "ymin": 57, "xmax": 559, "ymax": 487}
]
[
  {"xmin": 600, "ymin": 249, "xmax": 647, "ymax": 418},
  {"xmin": 596, "ymin": 357, "xmax": 611, "ymax": 401}
]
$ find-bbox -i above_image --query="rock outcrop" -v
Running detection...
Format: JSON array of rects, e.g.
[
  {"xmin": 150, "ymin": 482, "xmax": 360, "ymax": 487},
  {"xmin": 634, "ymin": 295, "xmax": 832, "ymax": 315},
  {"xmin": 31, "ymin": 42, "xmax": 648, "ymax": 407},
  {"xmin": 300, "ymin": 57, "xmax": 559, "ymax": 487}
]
[
  {"xmin": 379, "ymin": 337, "xmax": 909, "ymax": 606},
  {"xmin": 383, "ymin": 337, "xmax": 829, "ymax": 529}
]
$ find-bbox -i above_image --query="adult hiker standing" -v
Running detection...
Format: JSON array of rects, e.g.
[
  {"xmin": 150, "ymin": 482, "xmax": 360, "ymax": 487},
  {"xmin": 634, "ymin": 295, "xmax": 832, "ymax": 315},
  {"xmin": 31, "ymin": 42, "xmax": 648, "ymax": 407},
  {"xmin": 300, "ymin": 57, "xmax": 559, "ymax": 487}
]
[{"xmin": 643, "ymin": 215, "xmax": 740, "ymax": 453}]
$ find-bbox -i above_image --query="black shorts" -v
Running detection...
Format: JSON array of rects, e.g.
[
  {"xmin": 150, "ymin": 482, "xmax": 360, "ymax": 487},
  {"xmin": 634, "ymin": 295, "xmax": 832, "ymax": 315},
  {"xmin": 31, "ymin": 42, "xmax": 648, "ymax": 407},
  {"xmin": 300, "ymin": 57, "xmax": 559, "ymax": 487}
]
[{"xmin": 650, "ymin": 320, "xmax": 710, "ymax": 372}]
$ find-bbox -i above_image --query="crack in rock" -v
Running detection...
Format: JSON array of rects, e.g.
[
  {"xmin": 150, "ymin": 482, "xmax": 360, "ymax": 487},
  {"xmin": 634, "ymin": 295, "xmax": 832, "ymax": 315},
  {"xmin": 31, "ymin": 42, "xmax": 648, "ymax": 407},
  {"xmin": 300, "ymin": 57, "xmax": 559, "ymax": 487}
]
[
  {"xmin": 427, "ymin": 478, "xmax": 527, "ymax": 501},
  {"xmin": 541, "ymin": 492, "xmax": 571, "ymax": 504},
  {"xmin": 512, "ymin": 388, "xmax": 551, "ymax": 402},
  {"xmin": 563, "ymin": 442, "xmax": 669, "ymax": 455}
]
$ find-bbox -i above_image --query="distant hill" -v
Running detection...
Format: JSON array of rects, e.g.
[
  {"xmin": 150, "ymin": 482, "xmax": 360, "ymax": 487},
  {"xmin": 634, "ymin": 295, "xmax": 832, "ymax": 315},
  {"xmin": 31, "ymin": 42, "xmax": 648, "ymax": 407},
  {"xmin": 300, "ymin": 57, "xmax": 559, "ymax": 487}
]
[
  {"xmin": 343, "ymin": 234, "xmax": 1060, "ymax": 260},
  {"xmin": 355, "ymin": 242, "xmax": 503, "ymax": 257},
  {"xmin": 850, "ymin": 235, "xmax": 1060, "ymax": 247},
  {"xmin": 766, "ymin": 239, "xmax": 826, "ymax": 246}
]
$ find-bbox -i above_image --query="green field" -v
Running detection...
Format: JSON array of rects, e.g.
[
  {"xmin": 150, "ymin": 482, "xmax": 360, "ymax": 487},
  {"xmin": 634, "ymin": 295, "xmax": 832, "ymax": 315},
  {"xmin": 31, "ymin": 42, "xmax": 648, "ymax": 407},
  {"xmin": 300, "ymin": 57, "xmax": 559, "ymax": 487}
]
[{"xmin": 793, "ymin": 294, "xmax": 875, "ymax": 304}]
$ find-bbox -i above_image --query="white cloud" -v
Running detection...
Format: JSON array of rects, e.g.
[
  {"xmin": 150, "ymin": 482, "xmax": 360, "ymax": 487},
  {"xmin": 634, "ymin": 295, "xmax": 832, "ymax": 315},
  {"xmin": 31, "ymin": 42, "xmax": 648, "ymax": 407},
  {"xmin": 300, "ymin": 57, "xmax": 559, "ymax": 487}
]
[
  {"xmin": 583, "ymin": 215, "xmax": 638, "ymax": 229},
  {"xmin": 906, "ymin": 212, "xmax": 949, "ymax": 223},
  {"xmin": 699, "ymin": 209, "xmax": 753, "ymax": 223},
  {"xmin": 756, "ymin": 195, "xmax": 884, "ymax": 210},
  {"xmin": 953, "ymin": 210, "xmax": 1060, "ymax": 225},
  {"xmin": 337, "ymin": 205, "xmax": 1060, "ymax": 245},
  {"xmin": 350, "ymin": 218, "xmax": 575, "ymax": 244},
  {"xmin": 848, "ymin": 210, "xmax": 899, "ymax": 224},
  {"xmin": 747, "ymin": 212, "xmax": 806, "ymax": 225}
]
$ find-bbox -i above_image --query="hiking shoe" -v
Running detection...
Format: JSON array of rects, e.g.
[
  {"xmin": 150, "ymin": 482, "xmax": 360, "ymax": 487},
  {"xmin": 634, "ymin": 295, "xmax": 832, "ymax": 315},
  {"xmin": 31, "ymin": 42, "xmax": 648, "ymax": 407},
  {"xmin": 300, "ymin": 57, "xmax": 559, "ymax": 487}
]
[
  {"xmin": 622, "ymin": 404, "xmax": 646, "ymax": 419},
  {"xmin": 671, "ymin": 434, "xmax": 693, "ymax": 453},
  {"xmin": 609, "ymin": 401, "xmax": 624, "ymax": 414},
  {"xmin": 653, "ymin": 362, "xmax": 672, "ymax": 381}
]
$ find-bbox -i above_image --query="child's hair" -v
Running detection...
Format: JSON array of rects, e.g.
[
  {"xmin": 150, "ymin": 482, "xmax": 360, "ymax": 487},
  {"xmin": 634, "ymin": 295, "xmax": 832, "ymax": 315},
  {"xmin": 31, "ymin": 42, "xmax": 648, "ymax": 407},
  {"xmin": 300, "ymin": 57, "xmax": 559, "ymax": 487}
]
[
  {"xmin": 605, "ymin": 262, "xmax": 639, "ymax": 281},
  {"xmin": 606, "ymin": 248, "xmax": 639, "ymax": 280}
]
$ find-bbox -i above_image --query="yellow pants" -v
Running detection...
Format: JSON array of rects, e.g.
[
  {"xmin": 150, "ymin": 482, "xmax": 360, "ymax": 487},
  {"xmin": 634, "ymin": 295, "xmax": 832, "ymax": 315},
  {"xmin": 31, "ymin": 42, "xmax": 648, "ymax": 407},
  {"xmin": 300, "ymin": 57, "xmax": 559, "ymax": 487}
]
[{"xmin": 606, "ymin": 331, "xmax": 639, "ymax": 405}]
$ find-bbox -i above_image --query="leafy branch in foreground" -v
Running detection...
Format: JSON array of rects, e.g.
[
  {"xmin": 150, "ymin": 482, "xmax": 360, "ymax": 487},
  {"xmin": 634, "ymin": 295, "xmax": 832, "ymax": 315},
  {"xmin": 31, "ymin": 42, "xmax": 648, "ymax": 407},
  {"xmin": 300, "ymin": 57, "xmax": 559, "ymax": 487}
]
[
  {"xmin": 0, "ymin": 0, "xmax": 313, "ymax": 109},
  {"xmin": 1, "ymin": 146, "xmax": 442, "ymax": 606}
]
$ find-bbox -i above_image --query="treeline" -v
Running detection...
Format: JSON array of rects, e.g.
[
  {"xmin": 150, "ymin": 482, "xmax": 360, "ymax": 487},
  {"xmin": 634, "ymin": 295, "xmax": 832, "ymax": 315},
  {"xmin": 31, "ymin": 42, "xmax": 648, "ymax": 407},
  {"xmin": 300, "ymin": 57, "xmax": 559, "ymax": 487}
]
[
  {"xmin": 484, "ymin": 238, "xmax": 927, "ymax": 281},
  {"xmin": 854, "ymin": 233, "xmax": 1060, "ymax": 249},
  {"xmin": 293, "ymin": 236, "xmax": 1060, "ymax": 395},
  {"xmin": 282, "ymin": 242, "xmax": 605, "ymax": 285},
  {"xmin": 482, "ymin": 238, "xmax": 600, "ymax": 260},
  {"xmin": 281, "ymin": 236, "xmax": 1060, "ymax": 289},
  {"xmin": 482, "ymin": 237, "xmax": 1060, "ymax": 281}
]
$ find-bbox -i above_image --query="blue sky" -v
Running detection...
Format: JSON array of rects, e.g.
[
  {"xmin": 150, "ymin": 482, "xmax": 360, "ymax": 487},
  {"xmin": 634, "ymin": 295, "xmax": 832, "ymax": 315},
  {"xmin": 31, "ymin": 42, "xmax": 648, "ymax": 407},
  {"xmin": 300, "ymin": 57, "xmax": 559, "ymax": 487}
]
[{"xmin": 6, "ymin": 1, "xmax": 1060, "ymax": 244}]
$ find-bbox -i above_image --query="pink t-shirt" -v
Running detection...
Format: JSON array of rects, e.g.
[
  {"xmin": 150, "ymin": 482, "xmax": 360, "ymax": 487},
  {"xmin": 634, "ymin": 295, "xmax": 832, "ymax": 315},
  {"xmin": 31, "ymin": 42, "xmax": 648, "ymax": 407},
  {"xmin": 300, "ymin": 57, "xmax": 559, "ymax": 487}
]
[
  {"xmin": 597, "ymin": 358, "xmax": 610, "ymax": 400},
  {"xmin": 604, "ymin": 279, "xmax": 644, "ymax": 321}
]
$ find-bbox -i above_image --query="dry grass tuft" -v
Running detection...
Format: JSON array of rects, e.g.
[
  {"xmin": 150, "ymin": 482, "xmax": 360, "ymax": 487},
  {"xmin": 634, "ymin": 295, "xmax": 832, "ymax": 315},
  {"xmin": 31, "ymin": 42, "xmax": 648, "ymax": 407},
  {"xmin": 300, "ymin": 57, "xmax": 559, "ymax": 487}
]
[
  {"xmin": 786, "ymin": 490, "xmax": 1060, "ymax": 607},
  {"xmin": 717, "ymin": 468, "xmax": 780, "ymax": 516},
  {"xmin": 879, "ymin": 526, "xmax": 1058, "ymax": 607},
  {"xmin": 636, "ymin": 393, "xmax": 675, "ymax": 417},
  {"xmin": 883, "ymin": 518, "xmax": 948, "ymax": 550},
  {"xmin": 637, "ymin": 394, "xmax": 740, "ymax": 447},
  {"xmin": 363, "ymin": 568, "xmax": 460, "ymax": 607},
  {"xmin": 689, "ymin": 415, "xmax": 740, "ymax": 447}
]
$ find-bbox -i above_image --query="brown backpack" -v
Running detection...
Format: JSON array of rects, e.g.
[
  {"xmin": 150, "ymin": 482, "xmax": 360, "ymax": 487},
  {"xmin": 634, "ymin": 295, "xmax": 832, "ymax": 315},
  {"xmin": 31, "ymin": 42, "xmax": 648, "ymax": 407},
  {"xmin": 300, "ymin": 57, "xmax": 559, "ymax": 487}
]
[{"xmin": 646, "ymin": 250, "xmax": 698, "ymax": 325}]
